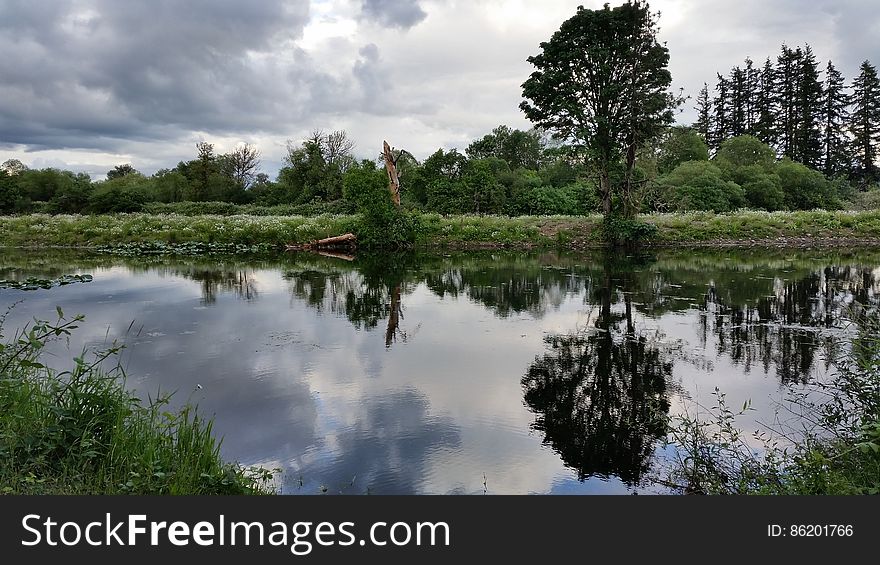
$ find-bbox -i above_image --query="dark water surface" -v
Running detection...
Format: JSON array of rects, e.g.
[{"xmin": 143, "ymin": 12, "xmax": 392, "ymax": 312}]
[{"xmin": 2, "ymin": 248, "xmax": 878, "ymax": 494}]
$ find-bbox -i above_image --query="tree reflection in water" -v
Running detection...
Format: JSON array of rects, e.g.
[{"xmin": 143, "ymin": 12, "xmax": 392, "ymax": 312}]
[{"xmin": 522, "ymin": 256, "xmax": 672, "ymax": 485}]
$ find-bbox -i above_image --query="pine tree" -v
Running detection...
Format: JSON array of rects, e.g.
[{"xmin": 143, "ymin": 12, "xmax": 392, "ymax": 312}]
[
  {"xmin": 729, "ymin": 66, "xmax": 747, "ymax": 137},
  {"xmin": 753, "ymin": 57, "xmax": 778, "ymax": 146},
  {"xmin": 821, "ymin": 60, "xmax": 850, "ymax": 177},
  {"xmin": 694, "ymin": 82, "xmax": 713, "ymax": 144},
  {"xmin": 849, "ymin": 60, "xmax": 880, "ymax": 186},
  {"xmin": 711, "ymin": 73, "xmax": 730, "ymax": 151},
  {"xmin": 744, "ymin": 57, "xmax": 759, "ymax": 134},
  {"xmin": 794, "ymin": 45, "xmax": 823, "ymax": 168},
  {"xmin": 775, "ymin": 44, "xmax": 802, "ymax": 158}
]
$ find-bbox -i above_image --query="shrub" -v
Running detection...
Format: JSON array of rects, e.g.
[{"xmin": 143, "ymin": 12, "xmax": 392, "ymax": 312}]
[
  {"xmin": 660, "ymin": 161, "xmax": 746, "ymax": 212},
  {"xmin": 343, "ymin": 162, "xmax": 422, "ymax": 247}
]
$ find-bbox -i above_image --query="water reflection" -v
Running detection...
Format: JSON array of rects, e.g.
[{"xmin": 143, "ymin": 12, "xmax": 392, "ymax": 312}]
[
  {"xmin": 523, "ymin": 256, "xmax": 671, "ymax": 485},
  {"xmin": 2, "ymin": 247, "xmax": 880, "ymax": 493},
  {"xmin": 697, "ymin": 265, "xmax": 876, "ymax": 384}
]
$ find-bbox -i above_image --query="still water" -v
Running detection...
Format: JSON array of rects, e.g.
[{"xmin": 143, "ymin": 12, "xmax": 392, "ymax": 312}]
[{"xmin": 1, "ymin": 248, "xmax": 878, "ymax": 494}]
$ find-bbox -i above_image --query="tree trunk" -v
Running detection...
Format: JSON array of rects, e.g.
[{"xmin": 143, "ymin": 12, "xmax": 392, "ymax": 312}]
[
  {"xmin": 599, "ymin": 168, "xmax": 612, "ymax": 216},
  {"xmin": 383, "ymin": 141, "xmax": 402, "ymax": 207}
]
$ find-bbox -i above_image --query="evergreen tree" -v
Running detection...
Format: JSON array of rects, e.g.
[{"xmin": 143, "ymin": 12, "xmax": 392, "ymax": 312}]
[
  {"xmin": 775, "ymin": 44, "xmax": 802, "ymax": 159},
  {"xmin": 694, "ymin": 83, "xmax": 712, "ymax": 144},
  {"xmin": 821, "ymin": 60, "xmax": 850, "ymax": 177},
  {"xmin": 753, "ymin": 57, "xmax": 778, "ymax": 147},
  {"xmin": 744, "ymin": 57, "xmax": 759, "ymax": 135},
  {"xmin": 794, "ymin": 45, "xmax": 823, "ymax": 168},
  {"xmin": 729, "ymin": 66, "xmax": 747, "ymax": 137},
  {"xmin": 711, "ymin": 73, "xmax": 730, "ymax": 151},
  {"xmin": 849, "ymin": 60, "xmax": 880, "ymax": 186}
]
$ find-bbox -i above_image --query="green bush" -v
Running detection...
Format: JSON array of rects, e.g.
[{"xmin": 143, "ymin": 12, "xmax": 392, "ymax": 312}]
[
  {"xmin": 660, "ymin": 161, "xmax": 746, "ymax": 212},
  {"xmin": 776, "ymin": 158, "xmax": 839, "ymax": 210},
  {"xmin": 343, "ymin": 161, "xmax": 422, "ymax": 247},
  {"xmin": 601, "ymin": 214, "xmax": 658, "ymax": 246}
]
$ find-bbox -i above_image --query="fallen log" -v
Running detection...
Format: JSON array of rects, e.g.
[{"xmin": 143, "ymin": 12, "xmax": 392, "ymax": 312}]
[{"xmin": 285, "ymin": 232, "xmax": 357, "ymax": 251}]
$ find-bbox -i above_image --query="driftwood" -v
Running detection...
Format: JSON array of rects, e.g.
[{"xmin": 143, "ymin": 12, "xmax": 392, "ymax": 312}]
[{"xmin": 285, "ymin": 232, "xmax": 356, "ymax": 251}]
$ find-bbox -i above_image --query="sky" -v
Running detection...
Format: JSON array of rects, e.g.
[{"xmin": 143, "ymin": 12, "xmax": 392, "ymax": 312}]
[{"xmin": 1, "ymin": 0, "xmax": 878, "ymax": 179}]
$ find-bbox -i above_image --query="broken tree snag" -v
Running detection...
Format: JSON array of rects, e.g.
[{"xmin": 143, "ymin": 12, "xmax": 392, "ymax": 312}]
[{"xmin": 383, "ymin": 140, "xmax": 401, "ymax": 207}]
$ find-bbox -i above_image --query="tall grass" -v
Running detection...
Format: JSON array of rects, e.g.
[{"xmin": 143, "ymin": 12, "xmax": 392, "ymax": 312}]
[{"xmin": 0, "ymin": 311, "xmax": 274, "ymax": 494}]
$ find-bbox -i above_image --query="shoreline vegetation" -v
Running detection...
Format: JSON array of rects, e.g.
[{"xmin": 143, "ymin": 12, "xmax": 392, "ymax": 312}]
[
  {"xmin": 0, "ymin": 312, "xmax": 276, "ymax": 495},
  {"xmin": 2, "ymin": 209, "xmax": 880, "ymax": 253}
]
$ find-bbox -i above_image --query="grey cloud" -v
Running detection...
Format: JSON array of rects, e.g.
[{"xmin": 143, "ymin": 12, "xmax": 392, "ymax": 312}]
[
  {"xmin": 360, "ymin": 0, "xmax": 428, "ymax": 30},
  {"xmin": 0, "ymin": 0, "xmax": 327, "ymax": 151}
]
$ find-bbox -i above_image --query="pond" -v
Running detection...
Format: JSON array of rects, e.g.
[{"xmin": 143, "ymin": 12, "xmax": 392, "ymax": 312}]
[{"xmin": 1, "ymin": 247, "xmax": 878, "ymax": 494}]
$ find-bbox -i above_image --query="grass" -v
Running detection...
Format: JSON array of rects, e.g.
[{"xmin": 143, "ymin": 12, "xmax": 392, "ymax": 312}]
[
  {"xmin": 2, "ymin": 210, "xmax": 880, "ymax": 251},
  {"xmin": 0, "ymin": 311, "xmax": 275, "ymax": 494}
]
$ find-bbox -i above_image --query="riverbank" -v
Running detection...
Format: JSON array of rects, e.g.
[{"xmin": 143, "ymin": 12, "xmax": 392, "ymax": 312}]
[
  {"xmin": 1, "ymin": 210, "xmax": 880, "ymax": 252},
  {"xmin": 0, "ymin": 313, "xmax": 275, "ymax": 494}
]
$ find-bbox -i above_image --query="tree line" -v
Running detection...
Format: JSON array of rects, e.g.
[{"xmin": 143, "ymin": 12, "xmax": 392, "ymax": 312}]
[
  {"xmin": 694, "ymin": 45, "xmax": 880, "ymax": 186},
  {"xmin": 2, "ymin": 3, "xmax": 879, "ymax": 224}
]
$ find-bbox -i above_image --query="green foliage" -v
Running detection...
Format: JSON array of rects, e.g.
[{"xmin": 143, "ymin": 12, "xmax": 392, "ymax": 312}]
[
  {"xmin": 343, "ymin": 161, "xmax": 422, "ymax": 247},
  {"xmin": 88, "ymin": 176, "xmax": 150, "ymax": 213},
  {"xmin": 660, "ymin": 161, "xmax": 746, "ymax": 212},
  {"xmin": 742, "ymin": 175, "xmax": 786, "ymax": 211},
  {"xmin": 521, "ymin": 1, "xmax": 678, "ymax": 218},
  {"xmin": 776, "ymin": 158, "xmax": 839, "ymax": 210},
  {"xmin": 601, "ymin": 214, "xmax": 658, "ymax": 246},
  {"xmin": 0, "ymin": 312, "xmax": 275, "ymax": 494},
  {"xmin": 714, "ymin": 135, "xmax": 776, "ymax": 169},
  {"xmin": 658, "ymin": 126, "xmax": 710, "ymax": 174},
  {"xmin": 0, "ymin": 170, "xmax": 24, "ymax": 213},
  {"xmin": 848, "ymin": 188, "xmax": 880, "ymax": 210},
  {"xmin": 466, "ymin": 125, "xmax": 543, "ymax": 169}
]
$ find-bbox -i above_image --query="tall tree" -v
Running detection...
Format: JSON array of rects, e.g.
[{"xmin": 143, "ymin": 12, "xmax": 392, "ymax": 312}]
[
  {"xmin": 520, "ymin": 1, "xmax": 678, "ymax": 220},
  {"xmin": 192, "ymin": 141, "xmax": 216, "ymax": 201},
  {"xmin": 225, "ymin": 143, "xmax": 262, "ymax": 189},
  {"xmin": 711, "ymin": 73, "xmax": 730, "ymax": 151},
  {"xmin": 849, "ymin": 60, "xmax": 880, "ymax": 186},
  {"xmin": 753, "ymin": 57, "xmax": 778, "ymax": 146},
  {"xmin": 693, "ymin": 83, "xmax": 713, "ymax": 144},
  {"xmin": 729, "ymin": 66, "xmax": 747, "ymax": 137},
  {"xmin": 793, "ymin": 45, "xmax": 823, "ymax": 168},
  {"xmin": 821, "ymin": 60, "xmax": 850, "ymax": 177},
  {"xmin": 774, "ymin": 44, "xmax": 802, "ymax": 159},
  {"xmin": 744, "ymin": 57, "xmax": 759, "ymax": 135}
]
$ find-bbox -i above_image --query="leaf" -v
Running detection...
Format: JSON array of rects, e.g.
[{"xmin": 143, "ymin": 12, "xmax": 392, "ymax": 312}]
[{"xmin": 56, "ymin": 306, "xmax": 64, "ymax": 319}]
